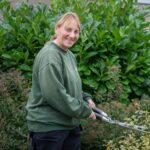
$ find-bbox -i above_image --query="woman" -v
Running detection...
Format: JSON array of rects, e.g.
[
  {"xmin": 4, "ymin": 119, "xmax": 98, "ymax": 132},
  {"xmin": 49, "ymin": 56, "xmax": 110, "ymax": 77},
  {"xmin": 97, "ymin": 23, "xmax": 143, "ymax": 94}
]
[{"xmin": 26, "ymin": 12, "xmax": 96, "ymax": 150}]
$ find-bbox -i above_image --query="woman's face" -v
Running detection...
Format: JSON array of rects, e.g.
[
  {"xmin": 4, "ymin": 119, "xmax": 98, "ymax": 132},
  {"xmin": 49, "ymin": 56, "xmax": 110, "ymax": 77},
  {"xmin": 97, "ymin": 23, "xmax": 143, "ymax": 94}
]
[{"xmin": 55, "ymin": 19, "xmax": 80, "ymax": 50}]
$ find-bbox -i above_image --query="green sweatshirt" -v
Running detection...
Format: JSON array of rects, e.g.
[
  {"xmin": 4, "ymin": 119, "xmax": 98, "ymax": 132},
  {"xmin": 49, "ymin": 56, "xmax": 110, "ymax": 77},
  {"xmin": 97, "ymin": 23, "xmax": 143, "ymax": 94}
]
[{"xmin": 26, "ymin": 42, "xmax": 92, "ymax": 132}]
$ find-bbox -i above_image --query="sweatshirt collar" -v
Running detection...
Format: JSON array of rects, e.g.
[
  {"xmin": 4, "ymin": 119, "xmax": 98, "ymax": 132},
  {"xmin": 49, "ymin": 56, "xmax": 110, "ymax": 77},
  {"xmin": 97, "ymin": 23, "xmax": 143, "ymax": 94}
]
[{"xmin": 51, "ymin": 41, "xmax": 69, "ymax": 53}]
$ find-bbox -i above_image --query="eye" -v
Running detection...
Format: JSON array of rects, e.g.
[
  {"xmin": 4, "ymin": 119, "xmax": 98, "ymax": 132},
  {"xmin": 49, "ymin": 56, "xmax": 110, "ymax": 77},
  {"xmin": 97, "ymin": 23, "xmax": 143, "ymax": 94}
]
[
  {"xmin": 75, "ymin": 30, "xmax": 79, "ymax": 34},
  {"xmin": 65, "ymin": 27, "xmax": 72, "ymax": 32}
]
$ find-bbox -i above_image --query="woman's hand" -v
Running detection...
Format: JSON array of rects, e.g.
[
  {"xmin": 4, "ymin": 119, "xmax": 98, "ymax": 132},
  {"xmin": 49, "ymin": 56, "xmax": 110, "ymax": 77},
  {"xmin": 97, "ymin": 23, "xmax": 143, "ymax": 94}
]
[
  {"xmin": 89, "ymin": 111, "xmax": 96, "ymax": 120},
  {"xmin": 87, "ymin": 99, "xmax": 96, "ymax": 108},
  {"xmin": 87, "ymin": 99, "xmax": 96, "ymax": 119}
]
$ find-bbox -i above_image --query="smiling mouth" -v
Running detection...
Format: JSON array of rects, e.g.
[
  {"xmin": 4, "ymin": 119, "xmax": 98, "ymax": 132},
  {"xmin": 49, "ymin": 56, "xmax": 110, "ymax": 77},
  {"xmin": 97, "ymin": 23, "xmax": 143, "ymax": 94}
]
[{"xmin": 66, "ymin": 39, "xmax": 75, "ymax": 44}]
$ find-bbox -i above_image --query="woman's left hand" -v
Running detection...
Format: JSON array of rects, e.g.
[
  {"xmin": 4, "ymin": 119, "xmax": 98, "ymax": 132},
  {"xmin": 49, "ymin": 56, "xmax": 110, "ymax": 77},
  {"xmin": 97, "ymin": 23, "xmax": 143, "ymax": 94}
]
[{"xmin": 87, "ymin": 99, "xmax": 96, "ymax": 108}]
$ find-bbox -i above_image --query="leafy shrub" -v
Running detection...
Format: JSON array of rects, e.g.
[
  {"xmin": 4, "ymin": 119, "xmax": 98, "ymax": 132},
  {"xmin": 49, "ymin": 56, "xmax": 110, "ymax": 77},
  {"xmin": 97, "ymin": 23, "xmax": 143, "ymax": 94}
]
[
  {"xmin": 67, "ymin": 0, "xmax": 150, "ymax": 103},
  {"xmin": 0, "ymin": 0, "xmax": 55, "ymax": 78},
  {"xmin": 0, "ymin": 0, "xmax": 150, "ymax": 103},
  {"xmin": 107, "ymin": 110, "xmax": 150, "ymax": 150},
  {"xmin": 50, "ymin": 0, "xmax": 150, "ymax": 103},
  {"xmin": 0, "ymin": 69, "xmax": 150, "ymax": 149},
  {"xmin": 0, "ymin": 69, "xmax": 29, "ymax": 149},
  {"xmin": 81, "ymin": 100, "xmax": 150, "ymax": 150}
]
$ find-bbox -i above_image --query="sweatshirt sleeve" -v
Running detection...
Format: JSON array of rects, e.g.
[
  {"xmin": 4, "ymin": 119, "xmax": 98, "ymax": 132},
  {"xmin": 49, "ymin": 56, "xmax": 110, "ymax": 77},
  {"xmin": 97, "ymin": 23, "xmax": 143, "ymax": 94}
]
[
  {"xmin": 82, "ymin": 92, "xmax": 92, "ymax": 101},
  {"xmin": 38, "ymin": 56, "xmax": 92, "ymax": 119}
]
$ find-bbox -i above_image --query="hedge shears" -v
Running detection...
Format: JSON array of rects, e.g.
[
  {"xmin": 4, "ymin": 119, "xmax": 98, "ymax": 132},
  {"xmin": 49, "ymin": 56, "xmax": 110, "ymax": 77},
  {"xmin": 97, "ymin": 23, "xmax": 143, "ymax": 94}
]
[{"xmin": 92, "ymin": 107, "xmax": 150, "ymax": 133}]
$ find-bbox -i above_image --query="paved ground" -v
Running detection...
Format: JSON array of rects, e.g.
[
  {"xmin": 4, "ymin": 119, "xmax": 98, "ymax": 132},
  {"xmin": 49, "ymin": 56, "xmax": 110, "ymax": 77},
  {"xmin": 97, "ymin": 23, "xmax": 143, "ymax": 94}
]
[{"xmin": 11, "ymin": 0, "xmax": 50, "ymax": 8}]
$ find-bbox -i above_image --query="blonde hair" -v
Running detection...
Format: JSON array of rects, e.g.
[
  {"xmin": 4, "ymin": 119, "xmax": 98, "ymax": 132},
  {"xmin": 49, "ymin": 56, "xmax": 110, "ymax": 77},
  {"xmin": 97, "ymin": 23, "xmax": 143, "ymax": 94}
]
[{"xmin": 51, "ymin": 12, "xmax": 81, "ymax": 40}]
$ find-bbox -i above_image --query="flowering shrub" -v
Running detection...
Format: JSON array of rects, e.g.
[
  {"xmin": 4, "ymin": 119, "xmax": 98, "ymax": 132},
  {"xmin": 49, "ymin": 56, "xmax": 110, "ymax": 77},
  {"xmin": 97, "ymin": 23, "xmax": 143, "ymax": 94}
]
[
  {"xmin": 81, "ymin": 101, "xmax": 150, "ymax": 150},
  {"xmin": 107, "ymin": 110, "xmax": 150, "ymax": 150}
]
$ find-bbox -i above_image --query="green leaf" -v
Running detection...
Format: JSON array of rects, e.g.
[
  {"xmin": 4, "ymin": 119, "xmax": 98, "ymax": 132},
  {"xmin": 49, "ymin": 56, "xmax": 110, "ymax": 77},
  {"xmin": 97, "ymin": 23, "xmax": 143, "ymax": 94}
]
[
  {"xmin": 78, "ymin": 65, "xmax": 88, "ymax": 72},
  {"xmin": 18, "ymin": 64, "xmax": 31, "ymax": 71},
  {"xmin": 84, "ymin": 69, "xmax": 91, "ymax": 76},
  {"xmin": 84, "ymin": 42, "xmax": 93, "ymax": 51},
  {"xmin": 106, "ymin": 81, "xmax": 115, "ymax": 90},
  {"xmin": 122, "ymin": 79, "xmax": 129, "ymax": 85},
  {"xmin": 90, "ymin": 66, "xmax": 99, "ymax": 75},
  {"xmin": 98, "ymin": 84, "xmax": 107, "ymax": 94},
  {"xmin": 125, "ymin": 64, "xmax": 135, "ymax": 73},
  {"xmin": 83, "ymin": 78, "xmax": 98, "ymax": 89},
  {"xmin": 2, "ymin": 54, "xmax": 12, "ymax": 59},
  {"xmin": 85, "ymin": 52, "xmax": 98, "ymax": 59}
]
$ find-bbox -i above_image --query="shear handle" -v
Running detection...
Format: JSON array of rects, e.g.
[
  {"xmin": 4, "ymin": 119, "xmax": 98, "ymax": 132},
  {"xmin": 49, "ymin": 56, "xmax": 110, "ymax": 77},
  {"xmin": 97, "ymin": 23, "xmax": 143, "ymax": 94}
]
[{"xmin": 92, "ymin": 107, "xmax": 108, "ymax": 117}]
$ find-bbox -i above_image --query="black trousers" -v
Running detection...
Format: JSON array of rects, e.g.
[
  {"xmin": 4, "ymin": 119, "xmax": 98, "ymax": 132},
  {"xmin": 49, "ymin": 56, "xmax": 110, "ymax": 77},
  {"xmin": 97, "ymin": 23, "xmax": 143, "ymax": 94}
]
[{"xmin": 29, "ymin": 127, "xmax": 81, "ymax": 150}]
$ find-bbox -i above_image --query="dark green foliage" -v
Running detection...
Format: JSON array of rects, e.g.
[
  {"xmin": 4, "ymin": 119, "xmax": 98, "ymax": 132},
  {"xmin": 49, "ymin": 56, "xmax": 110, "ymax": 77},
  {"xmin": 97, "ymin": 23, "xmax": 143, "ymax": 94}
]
[
  {"xmin": 67, "ymin": 0, "xmax": 150, "ymax": 103},
  {"xmin": 0, "ymin": 0, "xmax": 56, "ymax": 78},
  {"xmin": 0, "ymin": 0, "xmax": 149, "ymax": 103}
]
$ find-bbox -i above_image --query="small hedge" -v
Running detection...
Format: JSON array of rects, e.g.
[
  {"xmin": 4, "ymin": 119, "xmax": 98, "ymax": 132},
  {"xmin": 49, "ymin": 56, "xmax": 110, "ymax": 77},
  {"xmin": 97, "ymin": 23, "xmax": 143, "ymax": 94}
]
[
  {"xmin": 0, "ymin": 69, "xmax": 29, "ymax": 149},
  {"xmin": 81, "ymin": 101, "xmax": 150, "ymax": 150},
  {"xmin": 107, "ymin": 110, "xmax": 150, "ymax": 150},
  {"xmin": 0, "ymin": 69, "xmax": 150, "ymax": 149}
]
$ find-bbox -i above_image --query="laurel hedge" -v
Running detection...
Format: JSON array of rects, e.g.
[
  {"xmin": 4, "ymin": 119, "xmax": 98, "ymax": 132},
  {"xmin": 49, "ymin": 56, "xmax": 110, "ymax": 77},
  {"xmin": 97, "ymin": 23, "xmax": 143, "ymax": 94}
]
[{"xmin": 0, "ymin": 0, "xmax": 150, "ymax": 103}]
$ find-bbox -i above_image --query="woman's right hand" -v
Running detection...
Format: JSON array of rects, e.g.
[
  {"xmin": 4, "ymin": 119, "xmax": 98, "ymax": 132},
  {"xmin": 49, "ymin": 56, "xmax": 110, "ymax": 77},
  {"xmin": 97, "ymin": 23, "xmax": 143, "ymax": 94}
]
[{"xmin": 89, "ymin": 111, "xmax": 96, "ymax": 120}]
